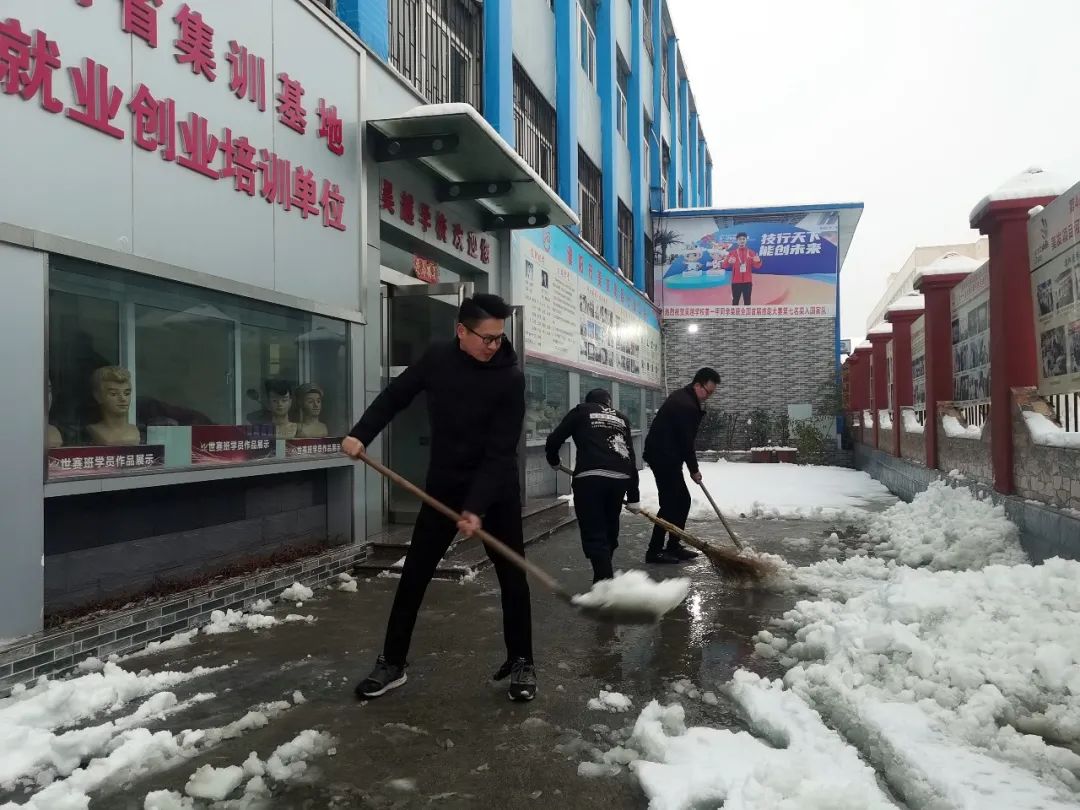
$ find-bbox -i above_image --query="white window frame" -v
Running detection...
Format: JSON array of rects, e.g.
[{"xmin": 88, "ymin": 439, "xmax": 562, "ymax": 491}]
[
  {"xmin": 578, "ymin": 6, "xmax": 596, "ymax": 85},
  {"xmin": 616, "ymin": 86, "xmax": 627, "ymax": 142}
]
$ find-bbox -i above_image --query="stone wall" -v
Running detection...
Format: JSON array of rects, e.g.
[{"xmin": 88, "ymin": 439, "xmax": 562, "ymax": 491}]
[
  {"xmin": 1013, "ymin": 393, "xmax": 1080, "ymax": 511},
  {"xmin": 855, "ymin": 442, "xmax": 1080, "ymax": 564},
  {"xmin": 936, "ymin": 407, "xmax": 993, "ymax": 487},
  {"xmin": 899, "ymin": 418, "xmax": 926, "ymax": 466},
  {"xmin": 663, "ymin": 317, "xmax": 837, "ymax": 449},
  {"xmin": 878, "ymin": 427, "xmax": 894, "ymax": 457}
]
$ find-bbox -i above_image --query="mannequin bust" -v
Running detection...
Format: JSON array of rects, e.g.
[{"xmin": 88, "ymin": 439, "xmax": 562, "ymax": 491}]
[
  {"xmin": 265, "ymin": 379, "xmax": 298, "ymax": 439},
  {"xmin": 86, "ymin": 366, "xmax": 141, "ymax": 446},
  {"xmin": 293, "ymin": 383, "xmax": 328, "ymax": 438},
  {"xmin": 47, "ymin": 380, "xmax": 63, "ymax": 449}
]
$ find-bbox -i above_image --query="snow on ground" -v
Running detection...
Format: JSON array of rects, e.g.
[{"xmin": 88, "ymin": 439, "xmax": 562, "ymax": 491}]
[
  {"xmin": 336, "ymin": 573, "xmax": 359, "ymax": 592},
  {"xmin": 588, "ymin": 691, "xmax": 633, "ymax": 713},
  {"xmin": 571, "ymin": 571, "xmax": 690, "ymax": 621},
  {"xmin": 593, "ymin": 478, "xmax": 1080, "ymax": 809},
  {"xmin": 638, "ymin": 462, "xmax": 893, "ymax": 521},
  {"xmin": 279, "ymin": 583, "xmax": 313, "ymax": 603}
]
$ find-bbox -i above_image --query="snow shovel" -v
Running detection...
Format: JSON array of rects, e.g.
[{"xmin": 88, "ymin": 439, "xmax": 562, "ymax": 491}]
[
  {"xmin": 556, "ymin": 465, "xmax": 769, "ymax": 582},
  {"xmin": 357, "ymin": 453, "xmax": 665, "ymax": 625},
  {"xmin": 697, "ymin": 481, "xmax": 745, "ymax": 551}
]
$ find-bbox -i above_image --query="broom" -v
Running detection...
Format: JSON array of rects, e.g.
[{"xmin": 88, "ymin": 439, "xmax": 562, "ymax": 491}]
[{"xmin": 555, "ymin": 465, "xmax": 772, "ymax": 582}]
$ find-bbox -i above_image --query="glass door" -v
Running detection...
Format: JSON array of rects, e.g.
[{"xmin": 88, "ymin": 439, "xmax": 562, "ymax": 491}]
[{"xmin": 382, "ymin": 281, "xmax": 473, "ymax": 524}]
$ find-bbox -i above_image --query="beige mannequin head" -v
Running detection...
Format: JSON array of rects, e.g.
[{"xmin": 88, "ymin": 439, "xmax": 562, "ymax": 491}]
[
  {"xmin": 295, "ymin": 384, "xmax": 324, "ymax": 420},
  {"xmin": 91, "ymin": 366, "xmax": 132, "ymax": 419}
]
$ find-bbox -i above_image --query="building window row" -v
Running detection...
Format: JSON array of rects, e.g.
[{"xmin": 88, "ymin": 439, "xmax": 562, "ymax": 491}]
[
  {"xmin": 617, "ymin": 201, "xmax": 634, "ymax": 278},
  {"xmin": 578, "ymin": 2, "xmax": 597, "ymax": 86},
  {"xmin": 578, "ymin": 148, "xmax": 604, "ymax": 253},
  {"xmin": 513, "ymin": 62, "xmax": 558, "ymax": 189},
  {"xmin": 388, "ymin": 0, "xmax": 483, "ymax": 110}
]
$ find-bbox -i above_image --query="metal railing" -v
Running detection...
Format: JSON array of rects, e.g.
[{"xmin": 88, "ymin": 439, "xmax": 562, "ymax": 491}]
[
  {"xmin": 957, "ymin": 399, "xmax": 990, "ymax": 428},
  {"xmin": 388, "ymin": 0, "xmax": 483, "ymax": 110},
  {"xmin": 1047, "ymin": 391, "xmax": 1080, "ymax": 432},
  {"xmin": 512, "ymin": 62, "xmax": 557, "ymax": 188}
]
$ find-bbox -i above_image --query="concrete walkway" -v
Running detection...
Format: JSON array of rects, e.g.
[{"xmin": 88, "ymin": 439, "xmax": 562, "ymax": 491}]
[{"xmin": 83, "ymin": 511, "xmax": 878, "ymax": 809}]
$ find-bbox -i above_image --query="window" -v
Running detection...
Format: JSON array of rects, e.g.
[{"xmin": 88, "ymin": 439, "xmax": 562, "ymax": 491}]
[
  {"xmin": 644, "ymin": 234, "xmax": 655, "ymax": 299},
  {"xmin": 619, "ymin": 385, "xmax": 643, "ymax": 433},
  {"xmin": 388, "ymin": 0, "xmax": 483, "ymax": 110},
  {"xmin": 617, "ymin": 201, "xmax": 634, "ymax": 278},
  {"xmin": 524, "ymin": 361, "xmax": 570, "ymax": 442},
  {"xmin": 47, "ymin": 258, "xmax": 349, "ymax": 480},
  {"xmin": 513, "ymin": 61, "xmax": 558, "ymax": 188},
  {"xmin": 678, "ymin": 184, "xmax": 684, "ymax": 207},
  {"xmin": 578, "ymin": 148, "xmax": 603, "ymax": 253},
  {"xmin": 660, "ymin": 140, "xmax": 670, "ymax": 205},
  {"xmin": 578, "ymin": 5, "xmax": 596, "ymax": 85},
  {"xmin": 646, "ymin": 389, "xmax": 662, "ymax": 431},
  {"xmin": 616, "ymin": 60, "xmax": 629, "ymax": 142},
  {"xmin": 661, "ymin": 40, "xmax": 669, "ymax": 104},
  {"xmin": 580, "ymin": 375, "xmax": 613, "ymax": 401},
  {"xmin": 643, "ymin": 117, "xmax": 652, "ymax": 184},
  {"xmin": 643, "ymin": 0, "xmax": 654, "ymax": 57}
]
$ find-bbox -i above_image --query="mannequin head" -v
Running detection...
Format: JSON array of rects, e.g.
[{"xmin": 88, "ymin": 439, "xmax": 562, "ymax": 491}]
[
  {"xmin": 264, "ymin": 379, "xmax": 293, "ymax": 420},
  {"xmin": 294, "ymin": 384, "xmax": 324, "ymax": 420},
  {"xmin": 91, "ymin": 366, "xmax": 132, "ymax": 419}
]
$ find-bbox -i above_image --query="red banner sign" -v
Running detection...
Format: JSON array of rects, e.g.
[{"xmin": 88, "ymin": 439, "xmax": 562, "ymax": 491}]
[
  {"xmin": 191, "ymin": 425, "xmax": 275, "ymax": 464},
  {"xmin": 49, "ymin": 445, "xmax": 165, "ymax": 478}
]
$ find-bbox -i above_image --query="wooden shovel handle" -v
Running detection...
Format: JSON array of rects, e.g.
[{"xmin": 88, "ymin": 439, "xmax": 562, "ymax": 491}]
[
  {"xmin": 359, "ymin": 452, "xmax": 567, "ymax": 598},
  {"xmin": 697, "ymin": 482, "xmax": 744, "ymax": 550}
]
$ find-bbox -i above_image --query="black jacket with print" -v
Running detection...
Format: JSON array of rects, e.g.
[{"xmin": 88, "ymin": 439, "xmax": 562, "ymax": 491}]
[
  {"xmin": 545, "ymin": 403, "xmax": 640, "ymax": 503},
  {"xmin": 348, "ymin": 338, "xmax": 525, "ymax": 516}
]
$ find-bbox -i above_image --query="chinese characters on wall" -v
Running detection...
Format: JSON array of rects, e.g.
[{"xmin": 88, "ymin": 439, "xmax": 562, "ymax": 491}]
[{"xmin": 0, "ymin": 3, "xmax": 348, "ymax": 231}]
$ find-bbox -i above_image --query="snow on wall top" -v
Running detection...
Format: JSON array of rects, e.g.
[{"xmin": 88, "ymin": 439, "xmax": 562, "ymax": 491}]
[
  {"xmin": 970, "ymin": 166, "xmax": 1072, "ymax": 224},
  {"xmin": 915, "ymin": 251, "xmax": 986, "ymax": 282},
  {"xmin": 887, "ymin": 294, "xmax": 925, "ymax": 314},
  {"xmin": 868, "ymin": 322, "xmax": 893, "ymax": 336}
]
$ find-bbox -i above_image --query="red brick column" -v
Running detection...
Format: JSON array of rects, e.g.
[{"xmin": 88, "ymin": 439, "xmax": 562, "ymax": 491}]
[
  {"xmin": 852, "ymin": 345, "xmax": 872, "ymax": 444},
  {"xmin": 886, "ymin": 306, "xmax": 924, "ymax": 458},
  {"xmin": 869, "ymin": 331, "xmax": 892, "ymax": 451},
  {"xmin": 915, "ymin": 274, "xmax": 967, "ymax": 470},
  {"xmin": 972, "ymin": 195, "xmax": 1059, "ymax": 494}
]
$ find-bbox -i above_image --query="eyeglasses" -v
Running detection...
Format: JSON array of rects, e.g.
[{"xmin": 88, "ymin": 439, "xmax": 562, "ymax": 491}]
[{"xmin": 464, "ymin": 325, "xmax": 506, "ymax": 347}]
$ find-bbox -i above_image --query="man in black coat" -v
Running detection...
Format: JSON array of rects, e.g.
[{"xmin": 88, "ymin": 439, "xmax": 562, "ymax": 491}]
[
  {"xmin": 545, "ymin": 388, "xmax": 640, "ymax": 584},
  {"xmin": 642, "ymin": 367, "xmax": 720, "ymax": 563},
  {"xmin": 341, "ymin": 294, "xmax": 536, "ymax": 702}
]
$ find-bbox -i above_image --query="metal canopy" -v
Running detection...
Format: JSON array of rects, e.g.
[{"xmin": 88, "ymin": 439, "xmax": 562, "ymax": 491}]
[{"xmin": 367, "ymin": 103, "xmax": 578, "ymax": 232}]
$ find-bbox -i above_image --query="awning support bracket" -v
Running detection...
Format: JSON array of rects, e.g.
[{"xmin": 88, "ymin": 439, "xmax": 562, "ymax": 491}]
[
  {"xmin": 483, "ymin": 212, "xmax": 551, "ymax": 231},
  {"xmin": 368, "ymin": 126, "xmax": 460, "ymax": 163},
  {"xmin": 435, "ymin": 180, "xmax": 514, "ymax": 203}
]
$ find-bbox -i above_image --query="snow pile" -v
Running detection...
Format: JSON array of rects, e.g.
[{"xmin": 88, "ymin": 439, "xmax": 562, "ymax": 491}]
[
  {"xmin": 337, "ymin": 572, "xmax": 359, "ymax": 592},
  {"xmin": 777, "ymin": 556, "xmax": 1080, "ymax": 806},
  {"xmin": 878, "ymin": 409, "xmax": 893, "ymax": 430},
  {"xmin": 572, "ymin": 571, "xmax": 690, "ymax": 620},
  {"xmin": 203, "ymin": 609, "xmax": 280, "ymax": 635},
  {"xmin": 251, "ymin": 599, "xmax": 274, "ymax": 613},
  {"xmin": 942, "ymin": 414, "xmax": 982, "ymax": 440},
  {"xmin": 864, "ymin": 481, "xmax": 1026, "ymax": 570},
  {"xmin": 902, "ymin": 409, "xmax": 925, "ymax": 434},
  {"xmin": 280, "ymin": 582, "xmax": 314, "ymax": 602},
  {"xmin": 1023, "ymin": 410, "xmax": 1080, "ymax": 449},
  {"xmin": 184, "ymin": 763, "xmax": 246, "ymax": 800},
  {"xmin": 862, "ymin": 409, "xmax": 874, "ymax": 427},
  {"xmin": 588, "ymin": 691, "xmax": 633, "ymax": 713},
  {"xmin": 590, "ymin": 672, "xmax": 893, "ymax": 808},
  {"xmin": 638, "ymin": 462, "xmax": 893, "ymax": 521}
]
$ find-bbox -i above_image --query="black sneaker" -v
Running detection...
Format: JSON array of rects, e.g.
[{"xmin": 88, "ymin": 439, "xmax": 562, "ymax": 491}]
[
  {"xmin": 492, "ymin": 659, "xmax": 513, "ymax": 681},
  {"xmin": 507, "ymin": 658, "xmax": 537, "ymax": 702},
  {"xmin": 666, "ymin": 544, "xmax": 700, "ymax": 561},
  {"xmin": 355, "ymin": 655, "xmax": 407, "ymax": 699},
  {"xmin": 645, "ymin": 550, "xmax": 681, "ymax": 564}
]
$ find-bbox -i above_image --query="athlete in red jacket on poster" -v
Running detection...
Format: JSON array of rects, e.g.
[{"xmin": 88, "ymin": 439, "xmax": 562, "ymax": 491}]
[{"xmin": 722, "ymin": 232, "xmax": 763, "ymax": 305}]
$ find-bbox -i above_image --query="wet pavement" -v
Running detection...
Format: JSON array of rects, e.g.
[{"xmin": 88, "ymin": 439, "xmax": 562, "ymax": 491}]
[{"xmin": 74, "ymin": 508, "xmax": 891, "ymax": 809}]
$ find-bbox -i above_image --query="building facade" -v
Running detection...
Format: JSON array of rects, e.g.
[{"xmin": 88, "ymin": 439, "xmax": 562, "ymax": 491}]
[{"xmin": 864, "ymin": 238, "xmax": 989, "ymax": 332}]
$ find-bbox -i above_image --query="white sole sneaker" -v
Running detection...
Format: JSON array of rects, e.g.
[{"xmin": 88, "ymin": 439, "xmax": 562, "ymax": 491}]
[{"xmin": 359, "ymin": 672, "xmax": 407, "ymax": 698}]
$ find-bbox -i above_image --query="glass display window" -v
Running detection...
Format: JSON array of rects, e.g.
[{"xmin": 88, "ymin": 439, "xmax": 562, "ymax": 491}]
[
  {"xmin": 47, "ymin": 257, "xmax": 349, "ymax": 479},
  {"xmin": 524, "ymin": 361, "xmax": 570, "ymax": 442}
]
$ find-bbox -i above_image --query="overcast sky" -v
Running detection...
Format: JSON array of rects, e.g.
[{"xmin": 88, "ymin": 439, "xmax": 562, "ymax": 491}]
[{"xmin": 670, "ymin": 0, "xmax": 1080, "ymax": 341}]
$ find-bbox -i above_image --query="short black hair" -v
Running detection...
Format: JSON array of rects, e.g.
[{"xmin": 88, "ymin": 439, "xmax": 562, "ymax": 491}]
[
  {"xmin": 585, "ymin": 388, "xmax": 612, "ymax": 406},
  {"xmin": 459, "ymin": 293, "xmax": 511, "ymax": 328},
  {"xmin": 736, "ymin": 232, "xmax": 748, "ymax": 240},
  {"xmin": 693, "ymin": 367, "xmax": 720, "ymax": 386},
  {"xmin": 264, "ymin": 379, "xmax": 293, "ymax": 397}
]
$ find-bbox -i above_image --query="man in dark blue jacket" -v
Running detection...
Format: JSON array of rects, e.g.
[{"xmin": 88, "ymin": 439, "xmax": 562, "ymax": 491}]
[
  {"xmin": 642, "ymin": 367, "xmax": 719, "ymax": 563},
  {"xmin": 546, "ymin": 389, "xmax": 640, "ymax": 583},
  {"xmin": 342, "ymin": 294, "xmax": 536, "ymax": 702}
]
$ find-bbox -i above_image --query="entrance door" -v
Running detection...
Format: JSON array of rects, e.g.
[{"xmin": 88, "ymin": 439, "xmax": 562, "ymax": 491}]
[{"xmin": 382, "ymin": 281, "xmax": 474, "ymax": 524}]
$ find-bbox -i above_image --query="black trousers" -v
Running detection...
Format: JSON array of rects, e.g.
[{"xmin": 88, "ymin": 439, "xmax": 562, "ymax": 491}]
[
  {"xmin": 732, "ymin": 282, "xmax": 752, "ymax": 306},
  {"xmin": 647, "ymin": 463, "xmax": 691, "ymax": 553},
  {"xmin": 382, "ymin": 482, "xmax": 532, "ymax": 666},
  {"xmin": 572, "ymin": 476, "xmax": 629, "ymax": 581}
]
